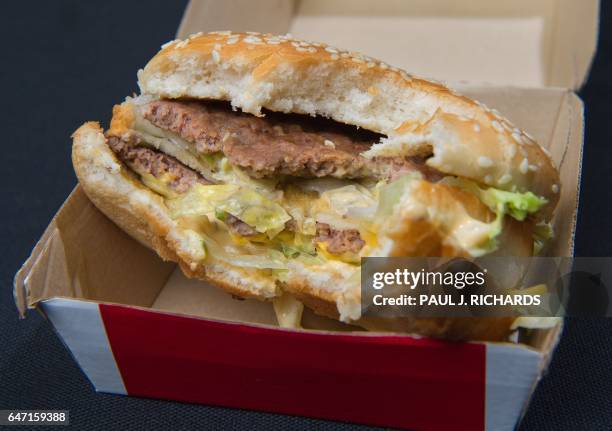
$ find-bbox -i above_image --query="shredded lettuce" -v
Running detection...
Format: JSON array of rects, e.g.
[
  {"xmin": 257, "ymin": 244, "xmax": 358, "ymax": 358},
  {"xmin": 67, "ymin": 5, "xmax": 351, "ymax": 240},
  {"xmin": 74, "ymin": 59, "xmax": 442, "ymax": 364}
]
[
  {"xmin": 200, "ymin": 232, "xmax": 288, "ymax": 270},
  {"xmin": 321, "ymin": 185, "xmax": 377, "ymax": 219},
  {"xmin": 375, "ymin": 174, "xmax": 420, "ymax": 219},
  {"xmin": 167, "ymin": 184, "xmax": 291, "ymax": 238},
  {"xmin": 218, "ymin": 189, "xmax": 291, "ymax": 238},
  {"xmin": 215, "ymin": 158, "xmax": 280, "ymax": 198},
  {"xmin": 439, "ymin": 177, "xmax": 550, "ymax": 255},
  {"xmin": 469, "ymin": 204, "xmax": 504, "ymax": 256},
  {"xmin": 167, "ymin": 184, "xmax": 236, "ymax": 216},
  {"xmin": 533, "ymin": 222, "xmax": 554, "ymax": 255},
  {"xmin": 479, "ymin": 188, "xmax": 546, "ymax": 221},
  {"xmin": 443, "ymin": 178, "xmax": 547, "ymax": 221}
]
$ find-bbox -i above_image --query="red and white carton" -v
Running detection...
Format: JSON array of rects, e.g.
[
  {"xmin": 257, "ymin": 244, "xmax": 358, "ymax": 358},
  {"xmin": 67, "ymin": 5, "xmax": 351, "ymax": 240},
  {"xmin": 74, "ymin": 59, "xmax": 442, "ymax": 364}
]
[{"xmin": 14, "ymin": 1, "xmax": 598, "ymax": 430}]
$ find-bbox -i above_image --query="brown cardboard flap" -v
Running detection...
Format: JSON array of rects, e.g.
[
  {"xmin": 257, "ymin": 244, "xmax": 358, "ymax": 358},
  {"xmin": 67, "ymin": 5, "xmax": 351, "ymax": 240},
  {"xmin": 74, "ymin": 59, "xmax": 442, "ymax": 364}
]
[
  {"xmin": 176, "ymin": 0, "xmax": 598, "ymax": 89},
  {"xmin": 14, "ymin": 187, "xmax": 175, "ymax": 316},
  {"xmin": 549, "ymin": 0, "xmax": 600, "ymax": 89}
]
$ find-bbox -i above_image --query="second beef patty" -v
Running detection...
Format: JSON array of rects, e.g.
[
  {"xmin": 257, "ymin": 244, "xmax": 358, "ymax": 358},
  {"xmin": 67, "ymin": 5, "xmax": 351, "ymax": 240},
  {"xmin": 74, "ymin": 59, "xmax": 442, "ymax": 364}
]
[{"xmin": 143, "ymin": 99, "xmax": 381, "ymax": 179}]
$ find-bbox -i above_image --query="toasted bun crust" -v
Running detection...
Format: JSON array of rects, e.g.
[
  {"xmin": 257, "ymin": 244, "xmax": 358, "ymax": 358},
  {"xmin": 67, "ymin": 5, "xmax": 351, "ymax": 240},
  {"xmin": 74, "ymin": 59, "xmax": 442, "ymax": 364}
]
[
  {"xmin": 138, "ymin": 31, "xmax": 560, "ymax": 217},
  {"xmin": 72, "ymin": 121, "xmax": 530, "ymax": 341}
]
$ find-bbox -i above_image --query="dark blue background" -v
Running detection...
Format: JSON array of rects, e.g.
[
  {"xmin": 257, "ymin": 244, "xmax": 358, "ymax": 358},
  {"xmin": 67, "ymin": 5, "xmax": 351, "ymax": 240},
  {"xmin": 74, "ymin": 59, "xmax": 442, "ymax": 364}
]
[{"xmin": 1, "ymin": 2, "xmax": 610, "ymax": 430}]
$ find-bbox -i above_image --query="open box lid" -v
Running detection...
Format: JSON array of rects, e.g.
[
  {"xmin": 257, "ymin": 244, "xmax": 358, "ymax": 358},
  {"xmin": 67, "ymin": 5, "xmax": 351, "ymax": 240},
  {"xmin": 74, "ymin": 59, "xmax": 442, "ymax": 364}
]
[{"xmin": 177, "ymin": 0, "xmax": 599, "ymax": 90}]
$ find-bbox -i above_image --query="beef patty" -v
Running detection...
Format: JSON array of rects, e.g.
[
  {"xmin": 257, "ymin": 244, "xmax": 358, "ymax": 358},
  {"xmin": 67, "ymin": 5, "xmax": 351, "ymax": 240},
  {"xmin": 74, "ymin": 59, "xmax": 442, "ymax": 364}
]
[
  {"xmin": 315, "ymin": 222, "xmax": 365, "ymax": 254},
  {"xmin": 143, "ymin": 100, "xmax": 380, "ymax": 179},
  {"xmin": 143, "ymin": 100, "xmax": 444, "ymax": 182},
  {"xmin": 107, "ymin": 135, "xmax": 210, "ymax": 193}
]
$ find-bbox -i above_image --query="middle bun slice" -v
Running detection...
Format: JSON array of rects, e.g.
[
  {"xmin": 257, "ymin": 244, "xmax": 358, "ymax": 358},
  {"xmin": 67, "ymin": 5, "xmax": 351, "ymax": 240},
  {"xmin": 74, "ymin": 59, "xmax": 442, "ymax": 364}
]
[{"xmin": 72, "ymin": 31, "xmax": 560, "ymax": 340}]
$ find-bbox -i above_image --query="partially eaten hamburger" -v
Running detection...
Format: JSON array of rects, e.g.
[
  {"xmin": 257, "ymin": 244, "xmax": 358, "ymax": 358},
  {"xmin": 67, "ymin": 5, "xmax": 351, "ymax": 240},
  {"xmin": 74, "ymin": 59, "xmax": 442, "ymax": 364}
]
[{"xmin": 72, "ymin": 31, "xmax": 560, "ymax": 340}]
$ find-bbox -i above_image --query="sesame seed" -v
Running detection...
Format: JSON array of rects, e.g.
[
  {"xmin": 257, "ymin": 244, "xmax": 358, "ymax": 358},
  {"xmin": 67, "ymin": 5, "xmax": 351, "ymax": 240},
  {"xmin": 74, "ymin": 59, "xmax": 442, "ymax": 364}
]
[
  {"xmin": 340, "ymin": 53, "xmax": 350, "ymax": 58},
  {"xmin": 379, "ymin": 63, "xmax": 389, "ymax": 70},
  {"xmin": 491, "ymin": 121, "xmax": 503, "ymax": 133},
  {"xmin": 307, "ymin": 47, "xmax": 316, "ymax": 53},
  {"xmin": 330, "ymin": 54, "xmax": 339, "ymax": 60},
  {"xmin": 351, "ymin": 57, "xmax": 364, "ymax": 63},
  {"xmin": 226, "ymin": 37, "xmax": 239, "ymax": 45},
  {"xmin": 552, "ymin": 184, "xmax": 559, "ymax": 194},
  {"xmin": 324, "ymin": 139, "xmax": 336, "ymax": 149},
  {"xmin": 519, "ymin": 158, "xmax": 529, "ymax": 174},
  {"xmin": 484, "ymin": 175, "xmax": 493, "ymax": 183},
  {"xmin": 212, "ymin": 49, "xmax": 220, "ymax": 63},
  {"xmin": 366, "ymin": 62, "xmax": 375, "ymax": 68},
  {"xmin": 498, "ymin": 174, "xmax": 512, "ymax": 185},
  {"xmin": 473, "ymin": 123, "xmax": 481, "ymax": 133},
  {"xmin": 266, "ymin": 40, "xmax": 281, "ymax": 45},
  {"xmin": 477, "ymin": 156, "xmax": 494, "ymax": 168},
  {"xmin": 244, "ymin": 36, "xmax": 262, "ymax": 44},
  {"xmin": 512, "ymin": 131, "xmax": 522, "ymax": 143},
  {"xmin": 528, "ymin": 164, "xmax": 539, "ymax": 172},
  {"xmin": 505, "ymin": 144, "xmax": 517, "ymax": 158},
  {"xmin": 161, "ymin": 40, "xmax": 177, "ymax": 49},
  {"xmin": 211, "ymin": 30, "xmax": 232, "ymax": 35},
  {"xmin": 325, "ymin": 47, "xmax": 338, "ymax": 53},
  {"xmin": 246, "ymin": 31, "xmax": 259, "ymax": 35},
  {"xmin": 291, "ymin": 42, "xmax": 300, "ymax": 48}
]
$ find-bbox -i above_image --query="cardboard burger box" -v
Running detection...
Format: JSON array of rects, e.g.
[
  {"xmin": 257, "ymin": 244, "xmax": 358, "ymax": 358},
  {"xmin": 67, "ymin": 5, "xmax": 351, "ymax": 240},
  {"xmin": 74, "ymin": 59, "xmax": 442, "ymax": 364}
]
[{"xmin": 14, "ymin": 1, "xmax": 599, "ymax": 429}]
